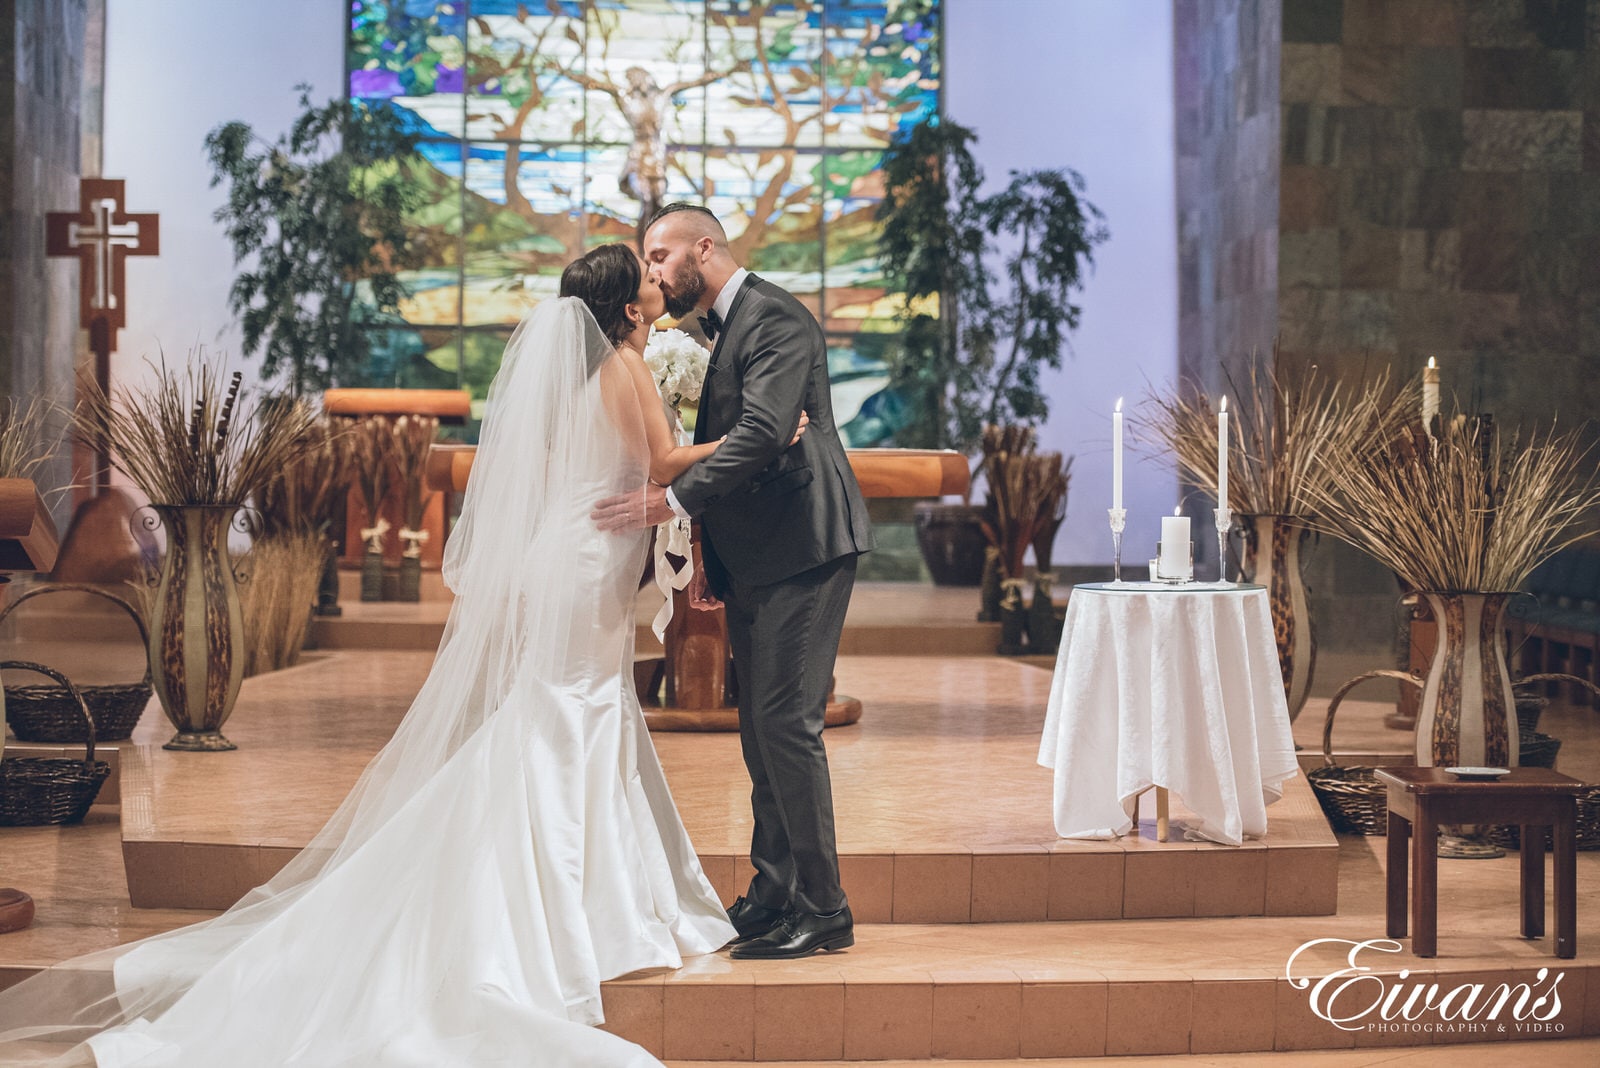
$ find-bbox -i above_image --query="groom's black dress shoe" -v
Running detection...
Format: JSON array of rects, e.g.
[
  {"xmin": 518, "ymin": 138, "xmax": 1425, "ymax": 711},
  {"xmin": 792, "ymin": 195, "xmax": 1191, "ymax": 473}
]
[
  {"xmin": 728, "ymin": 906, "xmax": 854, "ymax": 960},
  {"xmin": 726, "ymin": 896, "xmax": 787, "ymax": 942}
]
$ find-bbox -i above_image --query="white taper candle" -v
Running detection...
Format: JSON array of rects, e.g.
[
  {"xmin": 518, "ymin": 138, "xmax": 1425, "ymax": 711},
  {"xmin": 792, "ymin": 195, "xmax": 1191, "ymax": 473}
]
[
  {"xmin": 1112, "ymin": 398, "xmax": 1124, "ymax": 511},
  {"xmin": 1217, "ymin": 396, "xmax": 1229, "ymax": 510}
]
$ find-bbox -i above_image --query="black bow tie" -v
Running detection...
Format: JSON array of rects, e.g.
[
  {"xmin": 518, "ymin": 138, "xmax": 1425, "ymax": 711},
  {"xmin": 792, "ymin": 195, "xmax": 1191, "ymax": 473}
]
[{"xmin": 698, "ymin": 308, "xmax": 724, "ymax": 341}]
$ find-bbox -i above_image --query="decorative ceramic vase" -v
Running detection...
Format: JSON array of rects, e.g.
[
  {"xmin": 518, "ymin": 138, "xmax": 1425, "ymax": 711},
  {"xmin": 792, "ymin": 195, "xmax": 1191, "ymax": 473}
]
[
  {"xmin": 147, "ymin": 505, "xmax": 246, "ymax": 751},
  {"xmin": 1417, "ymin": 591, "xmax": 1518, "ymax": 859},
  {"xmin": 1414, "ymin": 591, "xmax": 1518, "ymax": 771},
  {"xmin": 1240, "ymin": 514, "xmax": 1316, "ymax": 722}
]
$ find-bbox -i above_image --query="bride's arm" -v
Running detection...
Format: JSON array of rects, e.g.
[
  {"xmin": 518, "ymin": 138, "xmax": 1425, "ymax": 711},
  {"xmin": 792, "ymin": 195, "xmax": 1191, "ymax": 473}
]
[{"xmin": 618, "ymin": 348, "xmax": 722, "ymax": 484}]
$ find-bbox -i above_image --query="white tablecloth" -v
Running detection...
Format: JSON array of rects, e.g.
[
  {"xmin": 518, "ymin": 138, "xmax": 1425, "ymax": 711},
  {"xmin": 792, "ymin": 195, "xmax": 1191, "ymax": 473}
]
[{"xmin": 1037, "ymin": 582, "xmax": 1300, "ymax": 846}]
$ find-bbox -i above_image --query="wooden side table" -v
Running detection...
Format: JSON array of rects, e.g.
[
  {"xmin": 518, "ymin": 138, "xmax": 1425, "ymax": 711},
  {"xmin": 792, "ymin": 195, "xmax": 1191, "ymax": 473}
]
[{"xmin": 1376, "ymin": 766, "xmax": 1584, "ymax": 959}]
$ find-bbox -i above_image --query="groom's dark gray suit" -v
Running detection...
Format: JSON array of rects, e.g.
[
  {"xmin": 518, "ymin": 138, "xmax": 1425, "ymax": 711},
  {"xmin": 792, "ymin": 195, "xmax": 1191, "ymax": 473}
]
[{"xmin": 670, "ymin": 272, "xmax": 874, "ymax": 915}]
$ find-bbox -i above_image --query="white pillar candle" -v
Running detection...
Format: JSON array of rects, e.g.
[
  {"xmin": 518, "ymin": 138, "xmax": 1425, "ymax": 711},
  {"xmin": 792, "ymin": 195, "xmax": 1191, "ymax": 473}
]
[
  {"xmin": 1112, "ymin": 398, "xmax": 1124, "ymax": 510},
  {"xmin": 1422, "ymin": 357, "xmax": 1440, "ymax": 433},
  {"xmin": 1160, "ymin": 507, "xmax": 1191, "ymax": 579},
  {"xmin": 1217, "ymin": 396, "xmax": 1228, "ymax": 509}
]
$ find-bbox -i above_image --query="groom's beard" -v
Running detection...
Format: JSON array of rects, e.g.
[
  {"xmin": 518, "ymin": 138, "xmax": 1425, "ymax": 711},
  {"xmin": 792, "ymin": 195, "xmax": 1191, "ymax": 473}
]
[{"xmin": 661, "ymin": 261, "xmax": 707, "ymax": 319}]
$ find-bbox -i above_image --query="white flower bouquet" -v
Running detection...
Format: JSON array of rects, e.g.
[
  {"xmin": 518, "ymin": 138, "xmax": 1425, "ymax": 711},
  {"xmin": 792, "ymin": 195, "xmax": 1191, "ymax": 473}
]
[{"xmin": 642, "ymin": 328, "xmax": 710, "ymax": 409}]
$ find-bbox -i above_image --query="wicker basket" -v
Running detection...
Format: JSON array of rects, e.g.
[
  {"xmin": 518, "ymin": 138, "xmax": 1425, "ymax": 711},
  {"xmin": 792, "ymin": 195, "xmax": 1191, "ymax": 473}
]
[
  {"xmin": 0, "ymin": 583, "xmax": 152, "ymax": 742},
  {"xmin": 1305, "ymin": 669, "xmax": 1424, "ymax": 837},
  {"xmin": 0, "ymin": 661, "xmax": 110, "ymax": 826},
  {"xmin": 1518, "ymin": 729, "xmax": 1561, "ymax": 769},
  {"xmin": 1490, "ymin": 788, "xmax": 1600, "ymax": 852}
]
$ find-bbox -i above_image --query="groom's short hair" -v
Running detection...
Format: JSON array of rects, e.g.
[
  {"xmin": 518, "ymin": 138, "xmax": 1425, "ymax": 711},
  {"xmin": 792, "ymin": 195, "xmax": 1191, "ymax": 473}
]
[{"xmin": 648, "ymin": 202, "xmax": 727, "ymax": 243}]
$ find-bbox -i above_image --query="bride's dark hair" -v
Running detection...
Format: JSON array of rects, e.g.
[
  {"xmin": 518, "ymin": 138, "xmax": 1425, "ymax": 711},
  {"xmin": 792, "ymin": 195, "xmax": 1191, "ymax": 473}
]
[{"xmin": 558, "ymin": 244, "xmax": 639, "ymax": 346}]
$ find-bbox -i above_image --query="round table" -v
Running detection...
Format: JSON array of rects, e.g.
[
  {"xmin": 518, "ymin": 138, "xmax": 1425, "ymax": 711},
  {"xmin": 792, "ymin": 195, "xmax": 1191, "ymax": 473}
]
[{"xmin": 1037, "ymin": 581, "xmax": 1300, "ymax": 846}]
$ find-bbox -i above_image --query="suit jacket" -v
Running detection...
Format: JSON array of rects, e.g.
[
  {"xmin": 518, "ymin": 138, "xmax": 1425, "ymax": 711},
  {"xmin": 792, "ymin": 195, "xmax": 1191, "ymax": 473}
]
[{"xmin": 671, "ymin": 274, "xmax": 874, "ymax": 591}]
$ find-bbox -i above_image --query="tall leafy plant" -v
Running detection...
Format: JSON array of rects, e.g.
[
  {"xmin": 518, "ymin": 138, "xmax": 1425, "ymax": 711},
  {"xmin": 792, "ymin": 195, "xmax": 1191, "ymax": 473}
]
[
  {"xmin": 876, "ymin": 118, "xmax": 989, "ymax": 454},
  {"xmin": 206, "ymin": 87, "xmax": 423, "ymax": 397},
  {"xmin": 876, "ymin": 118, "xmax": 1107, "ymax": 459}
]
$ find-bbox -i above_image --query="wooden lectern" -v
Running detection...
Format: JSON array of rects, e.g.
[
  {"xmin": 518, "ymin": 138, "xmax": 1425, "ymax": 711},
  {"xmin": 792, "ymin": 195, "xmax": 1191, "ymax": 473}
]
[{"xmin": 426, "ymin": 448, "xmax": 968, "ymax": 730}]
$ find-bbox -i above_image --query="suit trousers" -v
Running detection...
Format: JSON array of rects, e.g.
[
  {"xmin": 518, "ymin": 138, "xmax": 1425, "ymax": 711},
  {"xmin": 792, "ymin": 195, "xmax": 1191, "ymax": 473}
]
[{"xmin": 722, "ymin": 552, "xmax": 857, "ymax": 916}]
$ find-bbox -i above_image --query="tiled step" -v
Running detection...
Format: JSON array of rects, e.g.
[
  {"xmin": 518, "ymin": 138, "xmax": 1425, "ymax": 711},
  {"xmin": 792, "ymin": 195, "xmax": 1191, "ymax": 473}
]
[
  {"xmin": 120, "ymin": 804, "xmax": 1338, "ymax": 924},
  {"xmin": 668, "ymin": 1041, "xmax": 1600, "ymax": 1067},
  {"xmin": 597, "ymin": 922, "xmax": 1600, "ymax": 1061}
]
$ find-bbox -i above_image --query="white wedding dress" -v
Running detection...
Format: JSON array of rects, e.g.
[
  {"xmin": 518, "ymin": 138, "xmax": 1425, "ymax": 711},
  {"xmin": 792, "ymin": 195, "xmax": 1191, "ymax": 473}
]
[{"xmin": 0, "ymin": 299, "xmax": 735, "ymax": 1066}]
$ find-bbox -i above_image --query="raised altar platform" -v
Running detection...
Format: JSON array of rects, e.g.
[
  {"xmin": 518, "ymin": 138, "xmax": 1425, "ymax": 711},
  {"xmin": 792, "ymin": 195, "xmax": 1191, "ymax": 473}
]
[
  {"xmin": 4, "ymin": 586, "xmax": 1599, "ymax": 1059},
  {"xmin": 97, "ymin": 649, "xmax": 1336, "ymax": 921}
]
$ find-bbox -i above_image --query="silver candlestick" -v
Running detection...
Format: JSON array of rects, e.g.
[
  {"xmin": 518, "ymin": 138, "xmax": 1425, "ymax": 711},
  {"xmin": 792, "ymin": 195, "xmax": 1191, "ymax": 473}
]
[
  {"xmin": 1215, "ymin": 506, "xmax": 1233, "ymax": 584},
  {"xmin": 1108, "ymin": 508, "xmax": 1127, "ymax": 584}
]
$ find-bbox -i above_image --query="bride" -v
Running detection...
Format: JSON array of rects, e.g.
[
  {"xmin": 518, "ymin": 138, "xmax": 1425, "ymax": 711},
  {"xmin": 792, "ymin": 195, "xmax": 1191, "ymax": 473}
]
[{"xmin": 0, "ymin": 245, "xmax": 788, "ymax": 1066}]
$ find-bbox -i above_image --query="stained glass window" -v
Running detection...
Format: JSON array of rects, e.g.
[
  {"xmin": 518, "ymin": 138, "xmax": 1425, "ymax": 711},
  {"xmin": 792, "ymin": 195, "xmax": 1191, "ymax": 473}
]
[{"xmin": 347, "ymin": 0, "xmax": 941, "ymax": 441}]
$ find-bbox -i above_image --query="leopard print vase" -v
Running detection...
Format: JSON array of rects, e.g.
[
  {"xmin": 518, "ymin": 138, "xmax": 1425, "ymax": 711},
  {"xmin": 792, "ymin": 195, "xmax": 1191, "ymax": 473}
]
[
  {"xmin": 1414, "ymin": 591, "xmax": 1518, "ymax": 769},
  {"xmin": 1239, "ymin": 514, "xmax": 1316, "ymax": 723},
  {"xmin": 147, "ymin": 505, "xmax": 246, "ymax": 751}
]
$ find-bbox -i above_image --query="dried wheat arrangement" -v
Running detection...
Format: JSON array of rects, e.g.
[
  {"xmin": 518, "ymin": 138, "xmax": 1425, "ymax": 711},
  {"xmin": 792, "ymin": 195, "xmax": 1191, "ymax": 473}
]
[
  {"xmin": 1304, "ymin": 416, "xmax": 1600, "ymax": 592},
  {"xmin": 389, "ymin": 414, "xmax": 440, "ymax": 533},
  {"xmin": 73, "ymin": 358, "xmax": 318, "ymax": 505},
  {"xmin": 1138, "ymin": 358, "xmax": 1413, "ymax": 517},
  {"xmin": 0, "ymin": 397, "xmax": 57, "ymax": 481},
  {"xmin": 350, "ymin": 415, "xmax": 396, "ymax": 546},
  {"xmin": 255, "ymin": 414, "xmax": 354, "ymax": 538},
  {"xmin": 239, "ymin": 529, "xmax": 325, "ymax": 676},
  {"xmin": 980, "ymin": 425, "xmax": 1071, "ymax": 579}
]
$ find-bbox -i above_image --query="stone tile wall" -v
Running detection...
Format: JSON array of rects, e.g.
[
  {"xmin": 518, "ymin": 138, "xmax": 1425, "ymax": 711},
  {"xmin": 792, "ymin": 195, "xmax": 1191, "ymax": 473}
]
[
  {"xmin": 1181, "ymin": 0, "xmax": 1600, "ymax": 657},
  {"xmin": 3, "ymin": 0, "xmax": 94, "ymax": 525},
  {"xmin": 1176, "ymin": 0, "xmax": 1283, "ymax": 394},
  {"xmin": 1278, "ymin": 0, "xmax": 1600, "ymax": 656}
]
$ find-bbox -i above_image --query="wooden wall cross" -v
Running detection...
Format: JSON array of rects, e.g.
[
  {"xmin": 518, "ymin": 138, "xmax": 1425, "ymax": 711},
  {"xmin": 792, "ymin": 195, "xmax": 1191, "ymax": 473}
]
[{"xmin": 45, "ymin": 178, "xmax": 160, "ymax": 493}]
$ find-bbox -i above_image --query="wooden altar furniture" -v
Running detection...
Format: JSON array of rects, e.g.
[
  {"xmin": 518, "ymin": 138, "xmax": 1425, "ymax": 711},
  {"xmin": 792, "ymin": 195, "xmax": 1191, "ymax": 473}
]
[
  {"xmin": 0, "ymin": 479, "xmax": 62, "ymax": 574},
  {"xmin": 1377, "ymin": 766, "xmax": 1583, "ymax": 959},
  {"xmin": 426, "ymin": 447, "xmax": 969, "ymax": 730},
  {"xmin": 324, "ymin": 389, "xmax": 472, "ymax": 570}
]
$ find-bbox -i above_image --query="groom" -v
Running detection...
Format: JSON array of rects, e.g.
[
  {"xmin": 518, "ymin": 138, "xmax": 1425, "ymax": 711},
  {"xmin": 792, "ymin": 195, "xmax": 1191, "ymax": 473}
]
[{"xmin": 593, "ymin": 203, "xmax": 873, "ymax": 959}]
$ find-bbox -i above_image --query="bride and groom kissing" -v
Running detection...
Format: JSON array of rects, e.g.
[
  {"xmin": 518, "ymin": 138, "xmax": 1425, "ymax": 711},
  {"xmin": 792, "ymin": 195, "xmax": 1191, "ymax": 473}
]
[{"xmin": 0, "ymin": 203, "xmax": 875, "ymax": 1067}]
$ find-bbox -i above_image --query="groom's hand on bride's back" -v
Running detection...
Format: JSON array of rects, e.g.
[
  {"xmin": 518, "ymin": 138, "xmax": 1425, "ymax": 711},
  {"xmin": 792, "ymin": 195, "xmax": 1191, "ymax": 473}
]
[{"xmin": 592, "ymin": 483, "xmax": 675, "ymax": 532}]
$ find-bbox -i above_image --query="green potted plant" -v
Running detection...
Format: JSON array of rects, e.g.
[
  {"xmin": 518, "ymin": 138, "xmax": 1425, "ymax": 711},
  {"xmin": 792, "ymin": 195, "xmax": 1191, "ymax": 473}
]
[
  {"xmin": 205, "ymin": 86, "xmax": 423, "ymax": 397},
  {"xmin": 876, "ymin": 117, "xmax": 1106, "ymax": 585}
]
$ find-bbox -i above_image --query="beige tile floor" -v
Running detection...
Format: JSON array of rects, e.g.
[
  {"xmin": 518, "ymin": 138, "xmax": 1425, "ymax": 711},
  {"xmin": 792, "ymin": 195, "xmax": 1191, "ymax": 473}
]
[{"xmin": 87, "ymin": 647, "xmax": 1338, "ymax": 918}]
